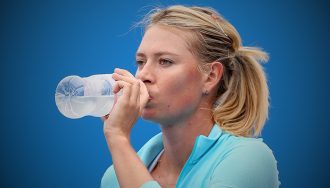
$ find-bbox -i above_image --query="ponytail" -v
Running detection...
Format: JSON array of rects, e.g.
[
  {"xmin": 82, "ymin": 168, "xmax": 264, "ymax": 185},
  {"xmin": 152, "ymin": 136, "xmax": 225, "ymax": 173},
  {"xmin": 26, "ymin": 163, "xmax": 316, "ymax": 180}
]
[{"xmin": 213, "ymin": 47, "xmax": 269, "ymax": 137}]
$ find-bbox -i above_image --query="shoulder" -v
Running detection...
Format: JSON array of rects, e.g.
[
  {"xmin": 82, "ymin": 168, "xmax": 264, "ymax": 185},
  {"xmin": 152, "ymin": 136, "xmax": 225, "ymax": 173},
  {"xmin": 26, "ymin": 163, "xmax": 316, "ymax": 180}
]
[
  {"xmin": 225, "ymin": 137, "xmax": 277, "ymax": 161},
  {"xmin": 210, "ymin": 137, "xmax": 280, "ymax": 188}
]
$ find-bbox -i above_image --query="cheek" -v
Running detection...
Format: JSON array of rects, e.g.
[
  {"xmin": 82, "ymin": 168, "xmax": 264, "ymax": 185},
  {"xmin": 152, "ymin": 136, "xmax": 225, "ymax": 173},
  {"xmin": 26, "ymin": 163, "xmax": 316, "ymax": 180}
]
[
  {"xmin": 162, "ymin": 73, "xmax": 202, "ymax": 111},
  {"xmin": 170, "ymin": 67, "xmax": 202, "ymax": 91}
]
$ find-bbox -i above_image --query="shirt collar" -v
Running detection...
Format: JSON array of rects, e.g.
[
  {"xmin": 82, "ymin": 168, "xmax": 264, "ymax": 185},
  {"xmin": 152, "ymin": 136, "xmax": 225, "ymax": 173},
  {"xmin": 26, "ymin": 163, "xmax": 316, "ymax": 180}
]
[
  {"xmin": 189, "ymin": 124, "xmax": 222, "ymax": 164},
  {"xmin": 141, "ymin": 124, "xmax": 223, "ymax": 166}
]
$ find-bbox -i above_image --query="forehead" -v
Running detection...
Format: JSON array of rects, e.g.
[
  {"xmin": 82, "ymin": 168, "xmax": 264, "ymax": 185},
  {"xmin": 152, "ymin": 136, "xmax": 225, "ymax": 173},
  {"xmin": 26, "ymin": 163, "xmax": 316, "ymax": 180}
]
[{"xmin": 137, "ymin": 25, "xmax": 194, "ymax": 56}]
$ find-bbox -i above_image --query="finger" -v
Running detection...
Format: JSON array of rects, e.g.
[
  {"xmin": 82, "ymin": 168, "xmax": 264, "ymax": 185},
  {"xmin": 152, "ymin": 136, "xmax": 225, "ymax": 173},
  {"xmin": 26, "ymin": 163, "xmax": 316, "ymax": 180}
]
[
  {"xmin": 114, "ymin": 80, "xmax": 132, "ymax": 99},
  {"xmin": 112, "ymin": 82, "xmax": 120, "ymax": 94},
  {"xmin": 130, "ymin": 80, "xmax": 140, "ymax": 106},
  {"xmin": 114, "ymin": 68, "xmax": 135, "ymax": 78},
  {"xmin": 113, "ymin": 79, "xmax": 131, "ymax": 93},
  {"xmin": 112, "ymin": 73, "xmax": 137, "ymax": 85},
  {"xmin": 138, "ymin": 80, "xmax": 149, "ymax": 111},
  {"xmin": 139, "ymin": 80, "xmax": 149, "ymax": 101}
]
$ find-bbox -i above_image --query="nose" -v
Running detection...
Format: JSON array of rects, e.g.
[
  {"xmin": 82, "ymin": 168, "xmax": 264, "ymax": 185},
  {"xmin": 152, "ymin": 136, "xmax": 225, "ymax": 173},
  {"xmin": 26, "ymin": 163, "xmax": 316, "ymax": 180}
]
[{"xmin": 135, "ymin": 62, "xmax": 154, "ymax": 85}]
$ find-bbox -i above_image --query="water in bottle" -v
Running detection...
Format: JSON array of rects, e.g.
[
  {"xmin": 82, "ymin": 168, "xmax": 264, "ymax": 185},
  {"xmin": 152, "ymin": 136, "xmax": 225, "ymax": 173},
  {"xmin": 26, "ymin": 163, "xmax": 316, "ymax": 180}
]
[{"xmin": 55, "ymin": 74, "xmax": 119, "ymax": 119}]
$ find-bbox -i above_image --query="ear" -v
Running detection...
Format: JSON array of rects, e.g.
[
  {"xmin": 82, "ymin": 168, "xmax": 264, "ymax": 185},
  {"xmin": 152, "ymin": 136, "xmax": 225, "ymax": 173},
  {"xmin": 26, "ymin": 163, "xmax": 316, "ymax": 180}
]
[{"xmin": 203, "ymin": 62, "xmax": 223, "ymax": 94}]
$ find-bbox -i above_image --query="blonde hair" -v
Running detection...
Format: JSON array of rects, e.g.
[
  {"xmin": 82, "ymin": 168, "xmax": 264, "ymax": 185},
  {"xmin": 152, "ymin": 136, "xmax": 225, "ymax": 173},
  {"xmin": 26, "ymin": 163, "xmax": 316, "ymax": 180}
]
[{"xmin": 139, "ymin": 5, "xmax": 269, "ymax": 137}]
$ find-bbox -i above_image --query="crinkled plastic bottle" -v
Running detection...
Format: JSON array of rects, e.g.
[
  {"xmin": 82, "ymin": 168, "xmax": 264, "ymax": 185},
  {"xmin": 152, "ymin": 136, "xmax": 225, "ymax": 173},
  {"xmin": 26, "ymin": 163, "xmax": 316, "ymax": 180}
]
[{"xmin": 55, "ymin": 74, "xmax": 120, "ymax": 119}]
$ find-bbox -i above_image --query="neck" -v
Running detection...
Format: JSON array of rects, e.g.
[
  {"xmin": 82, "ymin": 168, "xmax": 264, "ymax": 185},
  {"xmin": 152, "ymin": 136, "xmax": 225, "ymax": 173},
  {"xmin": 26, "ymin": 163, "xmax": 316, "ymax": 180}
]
[{"xmin": 159, "ymin": 108, "xmax": 214, "ymax": 174}]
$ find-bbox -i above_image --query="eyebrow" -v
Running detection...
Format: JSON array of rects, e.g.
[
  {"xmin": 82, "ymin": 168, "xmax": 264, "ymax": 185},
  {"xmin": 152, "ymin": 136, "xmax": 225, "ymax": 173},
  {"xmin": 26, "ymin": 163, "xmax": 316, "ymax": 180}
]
[{"xmin": 136, "ymin": 51, "xmax": 180, "ymax": 58}]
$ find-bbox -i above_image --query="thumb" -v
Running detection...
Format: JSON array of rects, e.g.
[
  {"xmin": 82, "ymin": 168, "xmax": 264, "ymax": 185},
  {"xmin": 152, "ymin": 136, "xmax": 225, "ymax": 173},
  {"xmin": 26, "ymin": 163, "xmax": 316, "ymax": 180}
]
[
  {"xmin": 138, "ymin": 80, "xmax": 149, "ymax": 110},
  {"xmin": 112, "ymin": 82, "xmax": 120, "ymax": 94}
]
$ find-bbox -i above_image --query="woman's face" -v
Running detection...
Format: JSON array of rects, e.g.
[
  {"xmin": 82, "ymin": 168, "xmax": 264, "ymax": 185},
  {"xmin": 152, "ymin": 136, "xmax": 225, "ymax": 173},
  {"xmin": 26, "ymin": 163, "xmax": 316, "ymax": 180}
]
[{"xmin": 135, "ymin": 25, "xmax": 206, "ymax": 125}]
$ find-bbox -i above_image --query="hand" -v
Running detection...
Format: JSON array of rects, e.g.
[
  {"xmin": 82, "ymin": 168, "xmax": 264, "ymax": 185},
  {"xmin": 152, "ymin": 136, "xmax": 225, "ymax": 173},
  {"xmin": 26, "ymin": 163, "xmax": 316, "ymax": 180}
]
[{"xmin": 102, "ymin": 68, "xmax": 149, "ymax": 140}]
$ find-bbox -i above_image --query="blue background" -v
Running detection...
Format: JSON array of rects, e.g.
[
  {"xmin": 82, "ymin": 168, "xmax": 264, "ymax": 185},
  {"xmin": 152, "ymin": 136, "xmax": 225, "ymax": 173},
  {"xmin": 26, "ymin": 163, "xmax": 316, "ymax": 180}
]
[{"xmin": 1, "ymin": 0, "xmax": 329, "ymax": 187}]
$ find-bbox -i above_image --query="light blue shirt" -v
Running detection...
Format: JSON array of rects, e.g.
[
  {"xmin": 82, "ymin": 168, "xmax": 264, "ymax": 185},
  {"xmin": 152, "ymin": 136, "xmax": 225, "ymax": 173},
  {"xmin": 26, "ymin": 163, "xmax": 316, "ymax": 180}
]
[{"xmin": 101, "ymin": 124, "xmax": 280, "ymax": 188}]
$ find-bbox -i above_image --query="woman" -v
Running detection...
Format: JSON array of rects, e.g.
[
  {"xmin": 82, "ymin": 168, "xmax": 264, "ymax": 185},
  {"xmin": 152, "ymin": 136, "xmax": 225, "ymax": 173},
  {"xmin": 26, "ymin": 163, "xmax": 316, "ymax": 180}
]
[{"xmin": 101, "ymin": 5, "xmax": 280, "ymax": 188}]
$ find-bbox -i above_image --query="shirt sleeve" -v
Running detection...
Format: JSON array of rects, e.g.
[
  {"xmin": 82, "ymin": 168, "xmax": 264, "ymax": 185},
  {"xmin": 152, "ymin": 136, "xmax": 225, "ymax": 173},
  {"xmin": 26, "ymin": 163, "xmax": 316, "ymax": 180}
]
[
  {"xmin": 100, "ymin": 165, "xmax": 120, "ymax": 188},
  {"xmin": 208, "ymin": 140, "xmax": 280, "ymax": 188},
  {"xmin": 140, "ymin": 181, "xmax": 162, "ymax": 188}
]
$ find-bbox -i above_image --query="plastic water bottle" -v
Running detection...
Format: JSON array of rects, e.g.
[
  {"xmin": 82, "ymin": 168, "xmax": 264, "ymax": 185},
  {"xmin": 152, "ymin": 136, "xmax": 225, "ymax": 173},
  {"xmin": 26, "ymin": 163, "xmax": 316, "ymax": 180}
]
[{"xmin": 55, "ymin": 74, "xmax": 120, "ymax": 119}]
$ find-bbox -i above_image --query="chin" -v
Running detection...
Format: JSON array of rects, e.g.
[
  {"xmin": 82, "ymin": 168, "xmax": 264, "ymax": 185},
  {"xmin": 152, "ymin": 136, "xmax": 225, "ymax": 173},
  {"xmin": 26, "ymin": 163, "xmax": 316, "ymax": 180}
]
[
  {"xmin": 141, "ymin": 110, "xmax": 161, "ymax": 123},
  {"xmin": 141, "ymin": 111, "xmax": 155, "ymax": 120}
]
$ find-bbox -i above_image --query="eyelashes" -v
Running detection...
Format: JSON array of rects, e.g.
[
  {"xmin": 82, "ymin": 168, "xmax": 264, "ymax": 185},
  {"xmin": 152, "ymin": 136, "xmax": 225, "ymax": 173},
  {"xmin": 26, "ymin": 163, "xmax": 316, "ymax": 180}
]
[
  {"xmin": 135, "ymin": 58, "xmax": 174, "ymax": 67},
  {"xmin": 159, "ymin": 58, "xmax": 173, "ymax": 66},
  {"xmin": 135, "ymin": 60, "xmax": 145, "ymax": 66}
]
